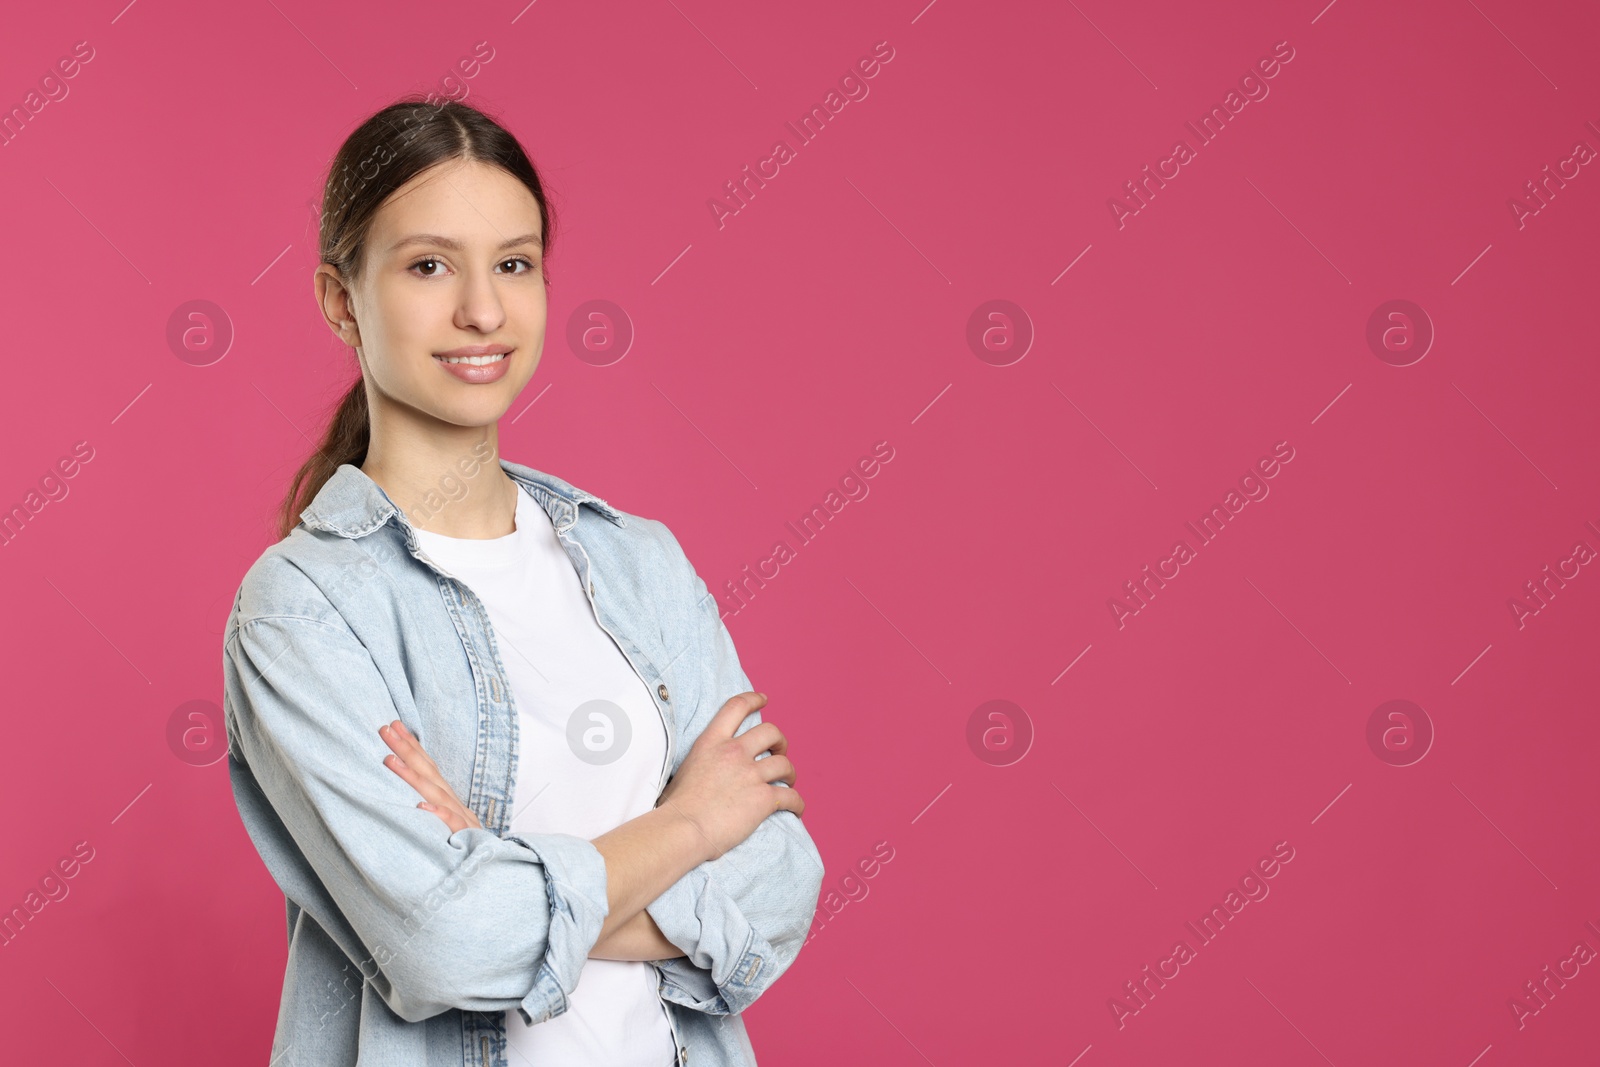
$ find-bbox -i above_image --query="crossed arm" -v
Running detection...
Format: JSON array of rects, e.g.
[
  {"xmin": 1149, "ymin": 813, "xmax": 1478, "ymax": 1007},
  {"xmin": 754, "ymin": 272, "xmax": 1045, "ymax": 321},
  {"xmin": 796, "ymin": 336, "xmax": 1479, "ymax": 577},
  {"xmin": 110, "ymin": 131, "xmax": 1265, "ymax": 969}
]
[
  {"xmin": 591, "ymin": 910, "xmax": 680, "ymax": 961},
  {"xmin": 227, "ymin": 522, "xmax": 823, "ymax": 1022},
  {"xmin": 377, "ymin": 717, "xmax": 696, "ymax": 962}
]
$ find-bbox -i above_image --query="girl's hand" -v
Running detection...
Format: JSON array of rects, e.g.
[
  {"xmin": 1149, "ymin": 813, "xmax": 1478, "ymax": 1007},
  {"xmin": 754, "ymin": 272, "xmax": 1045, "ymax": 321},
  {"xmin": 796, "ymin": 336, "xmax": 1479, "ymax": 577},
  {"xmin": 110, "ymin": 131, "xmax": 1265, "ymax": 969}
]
[
  {"xmin": 379, "ymin": 720, "xmax": 483, "ymax": 834},
  {"xmin": 656, "ymin": 692, "xmax": 804, "ymax": 862}
]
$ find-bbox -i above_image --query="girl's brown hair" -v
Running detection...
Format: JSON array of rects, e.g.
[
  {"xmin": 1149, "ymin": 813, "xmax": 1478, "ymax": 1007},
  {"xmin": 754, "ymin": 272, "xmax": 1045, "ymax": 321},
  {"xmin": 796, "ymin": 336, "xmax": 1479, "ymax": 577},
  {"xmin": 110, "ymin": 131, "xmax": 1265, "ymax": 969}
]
[{"xmin": 276, "ymin": 96, "xmax": 555, "ymax": 539}]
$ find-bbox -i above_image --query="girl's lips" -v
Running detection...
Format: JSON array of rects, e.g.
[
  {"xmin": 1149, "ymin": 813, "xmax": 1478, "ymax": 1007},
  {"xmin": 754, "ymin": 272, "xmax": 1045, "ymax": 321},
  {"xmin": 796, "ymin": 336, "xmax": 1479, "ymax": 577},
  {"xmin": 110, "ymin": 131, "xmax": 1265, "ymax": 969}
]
[{"xmin": 433, "ymin": 351, "xmax": 511, "ymax": 384}]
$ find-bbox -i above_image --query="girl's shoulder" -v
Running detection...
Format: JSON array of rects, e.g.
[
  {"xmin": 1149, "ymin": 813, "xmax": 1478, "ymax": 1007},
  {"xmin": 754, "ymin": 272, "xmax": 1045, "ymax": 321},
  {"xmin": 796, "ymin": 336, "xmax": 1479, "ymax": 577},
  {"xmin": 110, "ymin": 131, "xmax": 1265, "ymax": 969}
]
[{"xmin": 224, "ymin": 524, "xmax": 377, "ymax": 640}]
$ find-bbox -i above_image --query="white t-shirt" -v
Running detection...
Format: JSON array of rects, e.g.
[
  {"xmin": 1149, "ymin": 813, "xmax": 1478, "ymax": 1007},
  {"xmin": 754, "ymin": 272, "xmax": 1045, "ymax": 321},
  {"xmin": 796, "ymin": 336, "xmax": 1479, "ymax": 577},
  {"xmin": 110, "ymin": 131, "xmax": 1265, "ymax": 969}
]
[{"xmin": 412, "ymin": 486, "xmax": 676, "ymax": 1067}]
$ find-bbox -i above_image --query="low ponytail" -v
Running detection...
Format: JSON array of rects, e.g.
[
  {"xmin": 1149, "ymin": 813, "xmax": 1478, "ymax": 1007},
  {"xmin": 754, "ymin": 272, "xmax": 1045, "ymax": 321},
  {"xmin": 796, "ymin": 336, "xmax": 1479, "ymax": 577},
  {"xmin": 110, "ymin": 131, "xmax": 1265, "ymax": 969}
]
[{"xmin": 275, "ymin": 379, "xmax": 370, "ymax": 539}]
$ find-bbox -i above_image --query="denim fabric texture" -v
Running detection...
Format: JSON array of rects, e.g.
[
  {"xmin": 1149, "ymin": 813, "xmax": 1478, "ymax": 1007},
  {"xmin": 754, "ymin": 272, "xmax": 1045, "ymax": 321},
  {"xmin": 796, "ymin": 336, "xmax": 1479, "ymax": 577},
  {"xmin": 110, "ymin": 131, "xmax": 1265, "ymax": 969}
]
[{"xmin": 223, "ymin": 459, "xmax": 825, "ymax": 1067}]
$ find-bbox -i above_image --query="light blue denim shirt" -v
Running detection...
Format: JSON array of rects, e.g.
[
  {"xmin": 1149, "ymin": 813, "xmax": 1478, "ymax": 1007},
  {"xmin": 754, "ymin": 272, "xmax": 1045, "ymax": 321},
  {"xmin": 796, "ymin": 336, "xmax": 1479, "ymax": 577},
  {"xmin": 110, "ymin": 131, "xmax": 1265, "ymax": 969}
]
[{"xmin": 223, "ymin": 458, "xmax": 824, "ymax": 1067}]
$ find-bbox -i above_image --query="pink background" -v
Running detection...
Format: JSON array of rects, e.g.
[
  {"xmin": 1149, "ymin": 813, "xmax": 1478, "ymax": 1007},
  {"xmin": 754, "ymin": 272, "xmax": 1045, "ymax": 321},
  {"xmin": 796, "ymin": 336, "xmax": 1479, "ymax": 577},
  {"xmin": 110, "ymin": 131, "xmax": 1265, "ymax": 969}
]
[{"xmin": 3, "ymin": 0, "xmax": 1598, "ymax": 1063}]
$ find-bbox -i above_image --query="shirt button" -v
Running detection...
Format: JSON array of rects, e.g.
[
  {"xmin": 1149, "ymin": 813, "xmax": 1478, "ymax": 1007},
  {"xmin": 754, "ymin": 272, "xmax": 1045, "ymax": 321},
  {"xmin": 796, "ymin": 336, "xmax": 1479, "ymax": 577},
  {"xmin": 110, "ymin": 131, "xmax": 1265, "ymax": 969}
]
[{"xmin": 657, "ymin": 684, "xmax": 670, "ymax": 702}]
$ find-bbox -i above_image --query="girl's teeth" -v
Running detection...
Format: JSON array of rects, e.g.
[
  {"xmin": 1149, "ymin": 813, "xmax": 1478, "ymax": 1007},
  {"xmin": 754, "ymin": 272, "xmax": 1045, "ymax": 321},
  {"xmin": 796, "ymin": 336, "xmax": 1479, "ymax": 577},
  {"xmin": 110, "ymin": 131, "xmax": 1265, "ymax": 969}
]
[{"xmin": 438, "ymin": 353, "xmax": 505, "ymax": 365}]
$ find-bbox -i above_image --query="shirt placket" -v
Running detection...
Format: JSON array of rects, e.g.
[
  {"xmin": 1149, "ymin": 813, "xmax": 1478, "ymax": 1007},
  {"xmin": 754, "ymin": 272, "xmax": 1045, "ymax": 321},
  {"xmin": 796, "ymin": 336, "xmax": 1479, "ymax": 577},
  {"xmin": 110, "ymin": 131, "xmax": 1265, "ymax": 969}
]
[{"xmin": 545, "ymin": 498, "xmax": 689, "ymax": 1067}]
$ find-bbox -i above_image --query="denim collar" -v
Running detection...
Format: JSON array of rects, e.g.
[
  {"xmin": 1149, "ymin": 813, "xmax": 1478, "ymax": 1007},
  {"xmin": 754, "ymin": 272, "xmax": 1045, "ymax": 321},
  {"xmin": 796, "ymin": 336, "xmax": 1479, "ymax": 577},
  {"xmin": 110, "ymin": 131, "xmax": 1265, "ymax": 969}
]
[{"xmin": 299, "ymin": 457, "xmax": 628, "ymax": 539}]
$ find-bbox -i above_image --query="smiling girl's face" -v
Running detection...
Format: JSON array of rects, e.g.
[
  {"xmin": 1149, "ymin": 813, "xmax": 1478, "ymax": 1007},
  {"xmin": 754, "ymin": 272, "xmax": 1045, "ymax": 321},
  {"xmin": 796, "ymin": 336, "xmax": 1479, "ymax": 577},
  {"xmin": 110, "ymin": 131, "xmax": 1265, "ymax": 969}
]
[{"xmin": 327, "ymin": 157, "xmax": 547, "ymax": 428}]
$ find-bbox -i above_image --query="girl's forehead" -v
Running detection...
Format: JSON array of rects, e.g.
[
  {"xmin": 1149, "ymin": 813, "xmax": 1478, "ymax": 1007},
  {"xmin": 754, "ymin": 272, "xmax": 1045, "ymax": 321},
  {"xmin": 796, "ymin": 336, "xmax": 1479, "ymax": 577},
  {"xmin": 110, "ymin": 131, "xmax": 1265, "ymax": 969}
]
[{"xmin": 372, "ymin": 166, "xmax": 541, "ymax": 239}]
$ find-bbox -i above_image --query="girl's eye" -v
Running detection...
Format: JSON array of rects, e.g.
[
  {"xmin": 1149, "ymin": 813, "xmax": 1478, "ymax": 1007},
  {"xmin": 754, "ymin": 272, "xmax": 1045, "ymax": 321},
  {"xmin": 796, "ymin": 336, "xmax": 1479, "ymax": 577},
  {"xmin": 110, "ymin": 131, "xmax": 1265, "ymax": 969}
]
[{"xmin": 408, "ymin": 257, "xmax": 538, "ymax": 277}]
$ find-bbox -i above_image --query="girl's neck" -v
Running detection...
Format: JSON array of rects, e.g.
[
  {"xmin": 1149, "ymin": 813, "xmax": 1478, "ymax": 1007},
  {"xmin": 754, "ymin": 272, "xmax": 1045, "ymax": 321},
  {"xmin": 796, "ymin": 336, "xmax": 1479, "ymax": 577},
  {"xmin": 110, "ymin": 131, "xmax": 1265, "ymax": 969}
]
[{"xmin": 361, "ymin": 432, "xmax": 517, "ymax": 540}]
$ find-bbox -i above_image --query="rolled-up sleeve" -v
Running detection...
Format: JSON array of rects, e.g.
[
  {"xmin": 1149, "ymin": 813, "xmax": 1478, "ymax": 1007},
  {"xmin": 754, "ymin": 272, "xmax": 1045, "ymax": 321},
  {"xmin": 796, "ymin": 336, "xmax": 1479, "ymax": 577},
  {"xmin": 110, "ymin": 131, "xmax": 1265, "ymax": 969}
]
[
  {"xmin": 644, "ymin": 525, "xmax": 826, "ymax": 1016},
  {"xmin": 224, "ymin": 610, "xmax": 610, "ymax": 1026}
]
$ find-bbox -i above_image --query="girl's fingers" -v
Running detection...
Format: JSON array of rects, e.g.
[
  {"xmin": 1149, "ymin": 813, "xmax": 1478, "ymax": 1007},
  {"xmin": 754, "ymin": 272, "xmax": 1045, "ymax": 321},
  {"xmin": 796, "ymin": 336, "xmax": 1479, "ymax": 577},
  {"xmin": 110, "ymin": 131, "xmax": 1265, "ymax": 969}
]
[
  {"xmin": 381, "ymin": 725, "xmax": 447, "ymax": 789},
  {"xmin": 379, "ymin": 722, "xmax": 480, "ymax": 832},
  {"xmin": 381, "ymin": 722, "xmax": 420, "ymax": 758},
  {"xmin": 391, "ymin": 758, "xmax": 470, "ymax": 827},
  {"xmin": 384, "ymin": 753, "xmax": 454, "ymax": 808},
  {"xmin": 383, "ymin": 721, "xmax": 441, "ymax": 774},
  {"xmin": 382, "ymin": 752, "xmax": 423, "ymax": 789},
  {"xmin": 417, "ymin": 800, "xmax": 467, "ymax": 833}
]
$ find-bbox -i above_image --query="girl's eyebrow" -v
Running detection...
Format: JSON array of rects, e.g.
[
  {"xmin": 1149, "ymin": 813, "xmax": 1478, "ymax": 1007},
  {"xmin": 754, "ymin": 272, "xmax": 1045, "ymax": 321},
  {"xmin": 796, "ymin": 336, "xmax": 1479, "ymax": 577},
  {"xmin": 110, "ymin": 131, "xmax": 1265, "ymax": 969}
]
[{"xmin": 387, "ymin": 232, "xmax": 543, "ymax": 253}]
